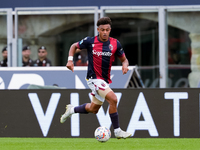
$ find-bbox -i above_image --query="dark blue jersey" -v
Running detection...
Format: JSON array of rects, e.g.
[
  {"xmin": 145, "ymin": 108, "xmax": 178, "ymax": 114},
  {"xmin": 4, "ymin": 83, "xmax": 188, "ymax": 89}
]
[{"xmin": 77, "ymin": 36, "xmax": 125, "ymax": 84}]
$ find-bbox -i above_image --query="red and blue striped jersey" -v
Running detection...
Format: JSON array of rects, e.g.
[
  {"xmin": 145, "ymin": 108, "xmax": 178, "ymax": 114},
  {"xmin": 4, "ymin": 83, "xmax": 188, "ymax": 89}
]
[{"xmin": 77, "ymin": 36, "xmax": 125, "ymax": 84}]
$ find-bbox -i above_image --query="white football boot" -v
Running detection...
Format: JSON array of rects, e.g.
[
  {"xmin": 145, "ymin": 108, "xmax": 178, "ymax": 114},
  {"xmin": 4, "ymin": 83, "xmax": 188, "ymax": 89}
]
[
  {"xmin": 60, "ymin": 104, "xmax": 74, "ymax": 123},
  {"xmin": 114, "ymin": 129, "xmax": 132, "ymax": 139}
]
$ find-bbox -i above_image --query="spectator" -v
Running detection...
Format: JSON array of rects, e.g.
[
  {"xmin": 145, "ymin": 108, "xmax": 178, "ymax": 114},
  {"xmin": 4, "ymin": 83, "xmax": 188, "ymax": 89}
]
[
  {"xmin": 0, "ymin": 46, "xmax": 7, "ymax": 67},
  {"xmin": 22, "ymin": 46, "xmax": 34, "ymax": 67},
  {"xmin": 34, "ymin": 46, "xmax": 52, "ymax": 66}
]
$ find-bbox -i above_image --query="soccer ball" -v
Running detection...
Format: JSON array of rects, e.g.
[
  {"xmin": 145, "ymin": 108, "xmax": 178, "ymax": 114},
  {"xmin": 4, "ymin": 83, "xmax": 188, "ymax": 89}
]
[{"xmin": 94, "ymin": 126, "xmax": 111, "ymax": 142}]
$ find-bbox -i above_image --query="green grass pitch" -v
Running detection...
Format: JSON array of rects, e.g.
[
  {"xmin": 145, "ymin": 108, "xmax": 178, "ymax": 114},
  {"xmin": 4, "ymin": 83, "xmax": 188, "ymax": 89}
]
[{"xmin": 0, "ymin": 138, "xmax": 200, "ymax": 150}]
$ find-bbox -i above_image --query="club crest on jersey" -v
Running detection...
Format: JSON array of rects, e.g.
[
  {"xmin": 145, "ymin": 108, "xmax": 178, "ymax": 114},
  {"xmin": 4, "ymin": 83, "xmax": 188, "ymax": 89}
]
[{"xmin": 109, "ymin": 44, "xmax": 113, "ymax": 51}]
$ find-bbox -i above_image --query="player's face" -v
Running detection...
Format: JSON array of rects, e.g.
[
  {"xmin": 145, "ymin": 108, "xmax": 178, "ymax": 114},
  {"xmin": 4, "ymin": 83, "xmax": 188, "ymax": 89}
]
[{"xmin": 97, "ymin": 24, "xmax": 111, "ymax": 42}]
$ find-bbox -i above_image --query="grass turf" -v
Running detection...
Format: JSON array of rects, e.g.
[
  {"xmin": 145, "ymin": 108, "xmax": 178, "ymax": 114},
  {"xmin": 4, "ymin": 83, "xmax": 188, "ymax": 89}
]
[{"xmin": 0, "ymin": 138, "xmax": 200, "ymax": 150}]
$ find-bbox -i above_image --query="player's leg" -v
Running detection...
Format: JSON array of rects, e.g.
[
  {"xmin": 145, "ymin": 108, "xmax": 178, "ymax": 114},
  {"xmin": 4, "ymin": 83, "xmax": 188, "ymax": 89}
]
[
  {"xmin": 100, "ymin": 89, "xmax": 132, "ymax": 139},
  {"xmin": 85, "ymin": 96, "xmax": 102, "ymax": 114},
  {"xmin": 60, "ymin": 79, "xmax": 104, "ymax": 123},
  {"xmin": 104, "ymin": 90, "xmax": 117, "ymax": 114},
  {"xmin": 74, "ymin": 95, "xmax": 102, "ymax": 114},
  {"xmin": 60, "ymin": 96, "xmax": 102, "ymax": 123}
]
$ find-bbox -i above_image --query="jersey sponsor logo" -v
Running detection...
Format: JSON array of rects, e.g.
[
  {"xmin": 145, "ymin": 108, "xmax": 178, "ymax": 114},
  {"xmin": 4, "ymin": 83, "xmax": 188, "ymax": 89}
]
[{"xmin": 92, "ymin": 50, "xmax": 112, "ymax": 57}]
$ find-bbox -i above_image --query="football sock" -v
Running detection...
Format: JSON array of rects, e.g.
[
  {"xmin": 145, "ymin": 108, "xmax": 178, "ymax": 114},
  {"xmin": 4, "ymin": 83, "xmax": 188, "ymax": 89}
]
[
  {"xmin": 74, "ymin": 103, "xmax": 88, "ymax": 114},
  {"xmin": 110, "ymin": 112, "xmax": 120, "ymax": 129}
]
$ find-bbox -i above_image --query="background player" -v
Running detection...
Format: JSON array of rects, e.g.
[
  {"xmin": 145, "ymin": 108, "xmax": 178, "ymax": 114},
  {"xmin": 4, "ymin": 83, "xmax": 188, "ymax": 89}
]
[{"xmin": 60, "ymin": 17, "xmax": 132, "ymax": 139}]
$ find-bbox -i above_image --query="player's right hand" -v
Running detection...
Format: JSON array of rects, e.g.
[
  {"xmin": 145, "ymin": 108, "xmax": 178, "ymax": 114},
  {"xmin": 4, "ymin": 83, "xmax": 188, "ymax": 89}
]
[{"xmin": 66, "ymin": 61, "xmax": 74, "ymax": 72}]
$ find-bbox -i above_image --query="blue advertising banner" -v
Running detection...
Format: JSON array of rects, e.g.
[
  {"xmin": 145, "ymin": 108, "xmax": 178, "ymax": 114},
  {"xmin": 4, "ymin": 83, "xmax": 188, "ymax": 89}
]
[{"xmin": 0, "ymin": 66, "xmax": 134, "ymax": 89}]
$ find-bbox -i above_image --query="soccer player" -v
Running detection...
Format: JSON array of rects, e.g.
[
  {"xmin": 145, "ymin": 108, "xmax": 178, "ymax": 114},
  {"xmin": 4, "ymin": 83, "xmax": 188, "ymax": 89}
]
[{"xmin": 60, "ymin": 17, "xmax": 132, "ymax": 139}]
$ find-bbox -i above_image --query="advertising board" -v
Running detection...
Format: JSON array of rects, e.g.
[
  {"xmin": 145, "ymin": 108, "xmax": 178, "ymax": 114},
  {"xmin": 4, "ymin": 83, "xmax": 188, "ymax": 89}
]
[
  {"xmin": 0, "ymin": 88, "xmax": 199, "ymax": 138},
  {"xmin": 0, "ymin": 66, "xmax": 134, "ymax": 89}
]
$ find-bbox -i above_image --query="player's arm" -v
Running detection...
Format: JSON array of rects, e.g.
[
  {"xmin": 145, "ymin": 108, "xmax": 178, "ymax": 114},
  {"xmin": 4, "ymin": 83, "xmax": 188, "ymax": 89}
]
[
  {"xmin": 66, "ymin": 42, "xmax": 79, "ymax": 72},
  {"xmin": 119, "ymin": 55, "xmax": 129, "ymax": 75}
]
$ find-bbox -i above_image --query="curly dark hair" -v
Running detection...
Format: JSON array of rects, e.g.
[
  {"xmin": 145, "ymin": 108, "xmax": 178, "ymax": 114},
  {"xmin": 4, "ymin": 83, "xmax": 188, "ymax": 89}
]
[{"xmin": 97, "ymin": 17, "xmax": 112, "ymax": 26}]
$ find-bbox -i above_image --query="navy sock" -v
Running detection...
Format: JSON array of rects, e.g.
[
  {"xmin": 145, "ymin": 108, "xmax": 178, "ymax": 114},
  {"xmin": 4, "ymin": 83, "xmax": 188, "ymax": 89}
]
[
  {"xmin": 74, "ymin": 103, "xmax": 88, "ymax": 114},
  {"xmin": 110, "ymin": 112, "xmax": 120, "ymax": 129}
]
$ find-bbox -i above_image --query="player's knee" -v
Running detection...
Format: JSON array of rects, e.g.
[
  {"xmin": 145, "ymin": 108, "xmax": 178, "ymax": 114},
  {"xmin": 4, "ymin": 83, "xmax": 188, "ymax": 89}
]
[
  {"xmin": 110, "ymin": 96, "xmax": 117, "ymax": 106},
  {"xmin": 106, "ymin": 92, "xmax": 118, "ymax": 106},
  {"xmin": 92, "ymin": 110, "xmax": 99, "ymax": 114},
  {"xmin": 89, "ymin": 107, "xmax": 99, "ymax": 114}
]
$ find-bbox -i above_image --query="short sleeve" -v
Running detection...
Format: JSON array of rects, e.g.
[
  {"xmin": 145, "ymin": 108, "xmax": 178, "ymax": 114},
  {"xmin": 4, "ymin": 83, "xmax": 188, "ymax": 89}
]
[
  {"xmin": 77, "ymin": 36, "xmax": 91, "ymax": 50},
  {"xmin": 115, "ymin": 40, "xmax": 125, "ymax": 58}
]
